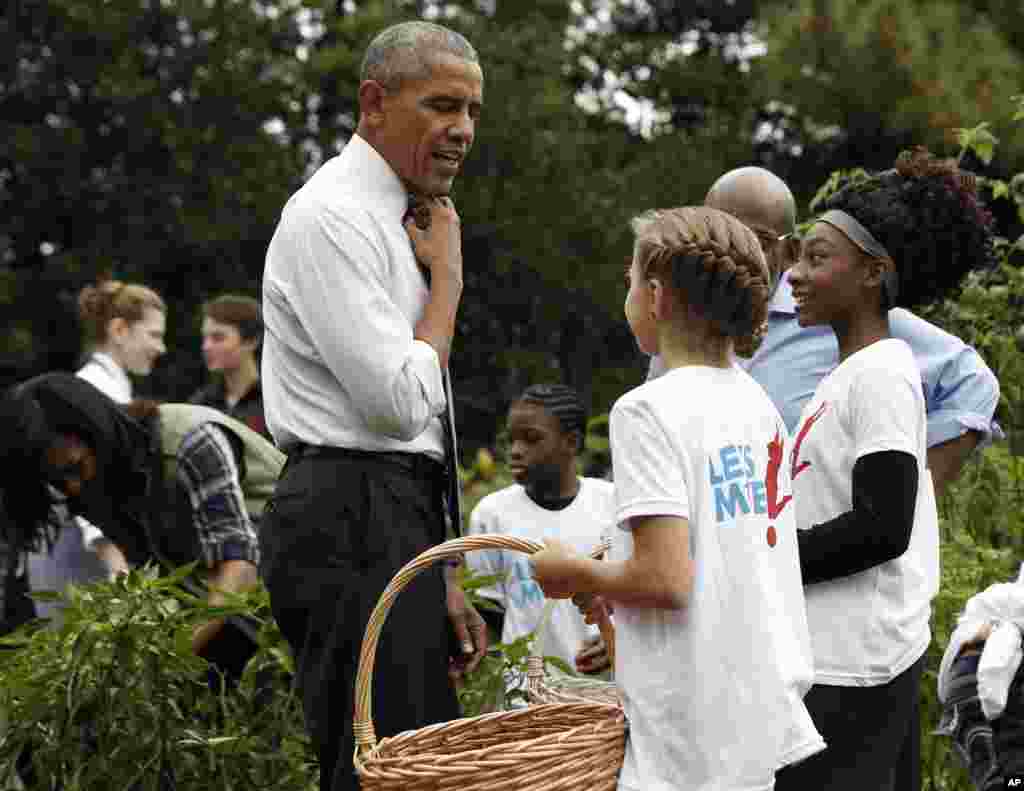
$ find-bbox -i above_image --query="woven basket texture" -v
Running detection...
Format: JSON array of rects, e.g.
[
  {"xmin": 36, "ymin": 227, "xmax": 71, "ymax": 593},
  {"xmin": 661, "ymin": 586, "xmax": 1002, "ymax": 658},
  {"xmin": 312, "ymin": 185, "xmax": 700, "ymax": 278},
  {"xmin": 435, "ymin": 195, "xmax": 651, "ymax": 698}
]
[{"xmin": 353, "ymin": 535, "xmax": 626, "ymax": 791}]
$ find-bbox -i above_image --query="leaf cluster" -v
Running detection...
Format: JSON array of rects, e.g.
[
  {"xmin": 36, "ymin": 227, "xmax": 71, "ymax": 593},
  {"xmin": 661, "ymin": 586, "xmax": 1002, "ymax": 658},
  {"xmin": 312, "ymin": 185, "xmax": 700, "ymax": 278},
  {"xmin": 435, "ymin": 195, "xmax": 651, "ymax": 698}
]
[{"xmin": 0, "ymin": 566, "xmax": 315, "ymax": 790}]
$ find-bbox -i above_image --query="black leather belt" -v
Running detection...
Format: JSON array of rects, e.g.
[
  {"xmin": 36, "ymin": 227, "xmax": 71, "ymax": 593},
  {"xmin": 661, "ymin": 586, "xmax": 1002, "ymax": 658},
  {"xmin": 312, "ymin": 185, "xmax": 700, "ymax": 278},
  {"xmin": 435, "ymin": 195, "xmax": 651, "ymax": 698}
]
[{"xmin": 286, "ymin": 443, "xmax": 446, "ymax": 479}]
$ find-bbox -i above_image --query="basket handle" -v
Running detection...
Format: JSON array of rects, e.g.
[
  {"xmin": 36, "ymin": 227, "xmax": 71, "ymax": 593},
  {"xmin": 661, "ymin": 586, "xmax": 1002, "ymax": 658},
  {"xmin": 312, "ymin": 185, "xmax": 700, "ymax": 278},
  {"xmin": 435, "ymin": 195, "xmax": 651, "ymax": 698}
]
[{"xmin": 352, "ymin": 534, "xmax": 613, "ymax": 757}]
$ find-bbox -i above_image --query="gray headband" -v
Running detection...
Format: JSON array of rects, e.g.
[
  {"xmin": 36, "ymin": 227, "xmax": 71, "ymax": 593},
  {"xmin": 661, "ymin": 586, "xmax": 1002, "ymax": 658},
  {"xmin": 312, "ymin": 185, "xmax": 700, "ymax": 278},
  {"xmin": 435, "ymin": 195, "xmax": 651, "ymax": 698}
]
[{"xmin": 818, "ymin": 209, "xmax": 899, "ymax": 308}]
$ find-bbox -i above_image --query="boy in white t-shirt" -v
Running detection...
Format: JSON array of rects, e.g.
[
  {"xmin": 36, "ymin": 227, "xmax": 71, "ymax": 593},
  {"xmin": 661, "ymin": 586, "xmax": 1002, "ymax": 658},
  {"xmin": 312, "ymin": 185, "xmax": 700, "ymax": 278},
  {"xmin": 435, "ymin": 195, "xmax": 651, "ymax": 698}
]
[
  {"xmin": 467, "ymin": 384, "xmax": 614, "ymax": 676},
  {"xmin": 778, "ymin": 149, "xmax": 997, "ymax": 791},
  {"xmin": 532, "ymin": 207, "xmax": 823, "ymax": 791}
]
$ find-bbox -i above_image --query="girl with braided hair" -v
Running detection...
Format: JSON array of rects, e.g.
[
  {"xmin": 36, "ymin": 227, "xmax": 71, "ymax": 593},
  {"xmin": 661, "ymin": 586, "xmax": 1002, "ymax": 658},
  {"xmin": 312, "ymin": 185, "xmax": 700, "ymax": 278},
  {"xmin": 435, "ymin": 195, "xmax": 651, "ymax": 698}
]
[
  {"xmin": 778, "ymin": 149, "xmax": 997, "ymax": 791},
  {"xmin": 466, "ymin": 384, "xmax": 615, "ymax": 684},
  {"xmin": 532, "ymin": 206, "xmax": 823, "ymax": 790}
]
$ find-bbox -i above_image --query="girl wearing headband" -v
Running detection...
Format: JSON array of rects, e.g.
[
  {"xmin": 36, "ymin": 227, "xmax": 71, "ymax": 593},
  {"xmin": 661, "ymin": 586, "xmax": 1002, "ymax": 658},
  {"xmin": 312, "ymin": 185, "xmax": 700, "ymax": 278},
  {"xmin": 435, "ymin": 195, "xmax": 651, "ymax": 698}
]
[
  {"xmin": 779, "ymin": 148, "xmax": 996, "ymax": 791},
  {"xmin": 532, "ymin": 206, "xmax": 823, "ymax": 790}
]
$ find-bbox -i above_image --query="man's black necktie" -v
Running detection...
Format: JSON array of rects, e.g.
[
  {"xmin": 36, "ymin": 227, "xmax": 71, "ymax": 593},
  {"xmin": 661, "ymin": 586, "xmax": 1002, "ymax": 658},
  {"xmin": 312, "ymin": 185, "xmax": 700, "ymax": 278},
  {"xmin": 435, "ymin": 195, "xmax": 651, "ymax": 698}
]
[
  {"xmin": 441, "ymin": 368, "xmax": 463, "ymax": 538},
  {"xmin": 405, "ymin": 196, "xmax": 462, "ymax": 537}
]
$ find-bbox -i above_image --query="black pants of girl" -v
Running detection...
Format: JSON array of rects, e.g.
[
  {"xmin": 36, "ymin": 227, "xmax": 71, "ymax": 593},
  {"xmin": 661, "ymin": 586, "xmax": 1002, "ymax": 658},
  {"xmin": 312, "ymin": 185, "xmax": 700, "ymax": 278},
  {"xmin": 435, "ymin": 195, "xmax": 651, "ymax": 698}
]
[{"xmin": 775, "ymin": 656, "xmax": 924, "ymax": 791}]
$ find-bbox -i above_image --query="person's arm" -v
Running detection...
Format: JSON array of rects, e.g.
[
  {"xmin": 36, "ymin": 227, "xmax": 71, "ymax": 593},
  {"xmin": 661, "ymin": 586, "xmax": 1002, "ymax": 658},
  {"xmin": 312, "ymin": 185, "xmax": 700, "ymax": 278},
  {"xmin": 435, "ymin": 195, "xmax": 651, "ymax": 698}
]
[
  {"xmin": 799, "ymin": 363, "xmax": 922, "ymax": 585},
  {"xmin": 444, "ymin": 562, "xmax": 488, "ymax": 678},
  {"xmin": 75, "ymin": 516, "xmax": 130, "ymax": 578},
  {"xmin": 928, "ymin": 431, "xmax": 982, "ymax": 499},
  {"xmin": 533, "ymin": 516, "xmax": 692, "ymax": 608},
  {"xmin": 797, "ymin": 451, "xmax": 917, "ymax": 585},
  {"xmin": 268, "ymin": 199, "xmax": 455, "ymax": 441},
  {"xmin": 405, "ymin": 197, "xmax": 464, "ymax": 371},
  {"xmin": 923, "ymin": 343, "xmax": 1000, "ymax": 497},
  {"xmin": 532, "ymin": 396, "xmax": 692, "ymax": 609},
  {"xmin": 174, "ymin": 423, "xmax": 260, "ymax": 654},
  {"xmin": 893, "ymin": 311, "xmax": 1002, "ymax": 491}
]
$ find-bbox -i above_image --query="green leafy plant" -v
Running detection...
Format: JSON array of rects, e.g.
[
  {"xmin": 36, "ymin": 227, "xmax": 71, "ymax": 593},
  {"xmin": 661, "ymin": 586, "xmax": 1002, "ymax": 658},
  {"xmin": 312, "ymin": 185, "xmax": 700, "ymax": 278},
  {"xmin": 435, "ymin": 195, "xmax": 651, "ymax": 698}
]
[
  {"xmin": 0, "ymin": 566, "xmax": 315, "ymax": 791},
  {"xmin": 456, "ymin": 565, "xmax": 585, "ymax": 717}
]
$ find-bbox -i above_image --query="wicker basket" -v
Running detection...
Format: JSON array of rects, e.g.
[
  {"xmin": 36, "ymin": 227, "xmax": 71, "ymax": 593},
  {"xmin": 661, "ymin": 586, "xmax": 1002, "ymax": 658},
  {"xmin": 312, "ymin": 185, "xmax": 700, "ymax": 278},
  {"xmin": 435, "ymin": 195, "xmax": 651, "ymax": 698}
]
[
  {"xmin": 353, "ymin": 535, "xmax": 627, "ymax": 791},
  {"xmin": 525, "ymin": 544, "xmax": 621, "ymax": 709},
  {"xmin": 526, "ymin": 655, "xmax": 621, "ymax": 707}
]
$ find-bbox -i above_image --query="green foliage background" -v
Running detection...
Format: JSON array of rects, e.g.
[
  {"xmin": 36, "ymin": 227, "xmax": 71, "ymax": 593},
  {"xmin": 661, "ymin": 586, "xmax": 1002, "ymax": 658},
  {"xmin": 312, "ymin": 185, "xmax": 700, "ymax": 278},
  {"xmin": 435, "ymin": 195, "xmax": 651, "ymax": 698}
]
[{"xmin": 3, "ymin": 1, "xmax": 1024, "ymax": 789}]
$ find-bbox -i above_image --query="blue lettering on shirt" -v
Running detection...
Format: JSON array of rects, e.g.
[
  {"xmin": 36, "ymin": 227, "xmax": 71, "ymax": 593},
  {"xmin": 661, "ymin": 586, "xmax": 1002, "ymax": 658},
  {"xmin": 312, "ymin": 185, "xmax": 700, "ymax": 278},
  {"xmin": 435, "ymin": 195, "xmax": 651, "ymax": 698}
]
[
  {"xmin": 708, "ymin": 444, "xmax": 769, "ymax": 524},
  {"xmin": 508, "ymin": 557, "xmax": 545, "ymax": 608}
]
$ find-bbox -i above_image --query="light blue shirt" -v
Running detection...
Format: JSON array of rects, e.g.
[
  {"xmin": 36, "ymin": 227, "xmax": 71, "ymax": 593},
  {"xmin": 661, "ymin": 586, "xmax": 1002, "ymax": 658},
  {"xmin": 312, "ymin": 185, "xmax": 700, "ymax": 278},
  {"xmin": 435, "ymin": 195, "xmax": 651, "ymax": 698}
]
[{"xmin": 650, "ymin": 271, "xmax": 1003, "ymax": 449}]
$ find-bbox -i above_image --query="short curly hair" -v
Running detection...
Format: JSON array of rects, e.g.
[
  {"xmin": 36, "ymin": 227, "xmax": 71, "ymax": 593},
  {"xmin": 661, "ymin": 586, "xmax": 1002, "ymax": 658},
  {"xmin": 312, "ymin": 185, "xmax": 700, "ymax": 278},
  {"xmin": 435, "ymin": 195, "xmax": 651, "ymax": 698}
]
[
  {"xmin": 631, "ymin": 206, "xmax": 772, "ymax": 356},
  {"xmin": 821, "ymin": 147, "xmax": 996, "ymax": 309}
]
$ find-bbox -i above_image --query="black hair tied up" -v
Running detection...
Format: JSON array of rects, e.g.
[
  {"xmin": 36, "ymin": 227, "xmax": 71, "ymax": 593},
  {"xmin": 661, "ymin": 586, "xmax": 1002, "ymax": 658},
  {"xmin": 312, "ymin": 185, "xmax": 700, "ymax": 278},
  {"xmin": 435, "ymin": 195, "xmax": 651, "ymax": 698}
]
[
  {"xmin": 823, "ymin": 146, "xmax": 996, "ymax": 309},
  {"xmin": 518, "ymin": 384, "xmax": 588, "ymax": 451}
]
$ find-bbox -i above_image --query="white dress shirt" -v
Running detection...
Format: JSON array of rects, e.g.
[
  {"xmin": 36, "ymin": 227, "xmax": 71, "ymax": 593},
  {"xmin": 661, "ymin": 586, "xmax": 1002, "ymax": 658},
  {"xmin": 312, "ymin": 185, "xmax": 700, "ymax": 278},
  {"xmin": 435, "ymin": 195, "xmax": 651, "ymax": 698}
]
[
  {"xmin": 77, "ymin": 352, "xmax": 132, "ymax": 405},
  {"xmin": 262, "ymin": 133, "xmax": 446, "ymax": 460}
]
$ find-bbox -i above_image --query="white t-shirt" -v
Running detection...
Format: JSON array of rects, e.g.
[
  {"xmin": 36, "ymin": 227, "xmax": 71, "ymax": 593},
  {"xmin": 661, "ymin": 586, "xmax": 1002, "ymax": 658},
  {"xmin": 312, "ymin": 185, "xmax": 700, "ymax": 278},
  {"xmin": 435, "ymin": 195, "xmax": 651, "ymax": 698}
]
[
  {"xmin": 610, "ymin": 365, "xmax": 823, "ymax": 791},
  {"xmin": 467, "ymin": 478, "xmax": 614, "ymax": 669},
  {"xmin": 791, "ymin": 338, "xmax": 939, "ymax": 686}
]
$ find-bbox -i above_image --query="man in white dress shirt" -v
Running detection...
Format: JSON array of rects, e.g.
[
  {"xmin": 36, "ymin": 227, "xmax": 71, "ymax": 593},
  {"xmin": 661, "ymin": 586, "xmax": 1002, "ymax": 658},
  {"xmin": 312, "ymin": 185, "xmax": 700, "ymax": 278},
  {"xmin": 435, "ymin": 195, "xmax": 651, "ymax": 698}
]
[{"xmin": 259, "ymin": 21, "xmax": 486, "ymax": 791}]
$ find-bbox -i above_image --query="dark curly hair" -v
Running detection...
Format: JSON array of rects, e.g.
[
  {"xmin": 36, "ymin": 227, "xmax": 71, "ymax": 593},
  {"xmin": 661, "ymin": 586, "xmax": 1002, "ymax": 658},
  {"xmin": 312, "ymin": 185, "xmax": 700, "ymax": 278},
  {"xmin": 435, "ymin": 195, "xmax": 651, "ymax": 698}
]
[{"xmin": 822, "ymin": 147, "xmax": 996, "ymax": 309}]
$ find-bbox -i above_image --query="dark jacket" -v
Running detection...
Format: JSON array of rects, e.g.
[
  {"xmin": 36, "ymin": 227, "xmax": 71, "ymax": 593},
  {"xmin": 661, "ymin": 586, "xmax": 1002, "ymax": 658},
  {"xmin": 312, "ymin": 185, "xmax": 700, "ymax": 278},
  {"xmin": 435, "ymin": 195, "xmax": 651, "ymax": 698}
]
[{"xmin": 189, "ymin": 378, "xmax": 269, "ymax": 441}]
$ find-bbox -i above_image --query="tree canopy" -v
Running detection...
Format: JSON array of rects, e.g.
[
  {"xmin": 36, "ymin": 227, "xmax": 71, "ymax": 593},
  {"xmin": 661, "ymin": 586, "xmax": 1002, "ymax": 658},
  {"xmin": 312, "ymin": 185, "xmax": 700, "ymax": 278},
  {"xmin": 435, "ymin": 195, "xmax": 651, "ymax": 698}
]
[{"xmin": 3, "ymin": 0, "xmax": 1022, "ymax": 453}]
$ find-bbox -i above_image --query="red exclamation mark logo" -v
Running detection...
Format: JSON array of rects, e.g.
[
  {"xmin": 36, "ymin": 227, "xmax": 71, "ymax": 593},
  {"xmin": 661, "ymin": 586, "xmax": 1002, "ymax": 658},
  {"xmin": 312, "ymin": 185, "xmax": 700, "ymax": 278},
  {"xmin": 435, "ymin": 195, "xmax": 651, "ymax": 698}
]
[{"xmin": 767, "ymin": 525, "xmax": 777, "ymax": 547}]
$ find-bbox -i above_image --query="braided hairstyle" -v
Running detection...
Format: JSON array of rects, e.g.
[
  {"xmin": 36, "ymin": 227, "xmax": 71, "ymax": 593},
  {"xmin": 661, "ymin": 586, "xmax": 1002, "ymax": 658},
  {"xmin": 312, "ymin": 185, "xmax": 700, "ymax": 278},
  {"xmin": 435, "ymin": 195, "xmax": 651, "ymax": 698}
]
[
  {"xmin": 632, "ymin": 206, "xmax": 772, "ymax": 356},
  {"xmin": 517, "ymin": 384, "xmax": 587, "ymax": 453},
  {"xmin": 821, "ymin": 147, "xmax": 996, "ymax": 309}
]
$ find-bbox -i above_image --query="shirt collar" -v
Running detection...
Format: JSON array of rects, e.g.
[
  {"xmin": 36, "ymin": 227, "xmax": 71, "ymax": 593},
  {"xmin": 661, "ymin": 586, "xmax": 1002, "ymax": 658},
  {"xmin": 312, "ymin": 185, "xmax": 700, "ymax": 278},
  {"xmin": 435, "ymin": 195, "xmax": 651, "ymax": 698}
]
[
  {"xmin": 92, "ymin": 352, "xmax": 133, "ymax": 388},
  {"xmin": 338, "ymin": 133, "xmax": 410, "ymax": 220},
  {"xmin": 769, "ymin": 270, "xmax": 798, "ymax": 316}
]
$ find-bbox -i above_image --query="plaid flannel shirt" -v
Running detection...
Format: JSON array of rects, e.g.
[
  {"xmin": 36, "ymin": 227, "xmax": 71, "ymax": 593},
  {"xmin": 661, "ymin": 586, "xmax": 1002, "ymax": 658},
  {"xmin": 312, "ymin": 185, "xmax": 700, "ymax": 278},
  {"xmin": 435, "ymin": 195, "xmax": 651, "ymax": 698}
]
[{"xmin": 176, "ymin": 423, "xmax": 259, "ymax": 569}]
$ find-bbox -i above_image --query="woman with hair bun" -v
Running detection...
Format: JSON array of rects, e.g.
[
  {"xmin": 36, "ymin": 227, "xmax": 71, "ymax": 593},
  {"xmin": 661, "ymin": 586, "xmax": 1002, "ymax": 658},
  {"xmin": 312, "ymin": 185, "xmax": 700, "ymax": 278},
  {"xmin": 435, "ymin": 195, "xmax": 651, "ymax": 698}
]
[
  {"xmin": 532, "ymin": 206, "xmax": 823, "ymax": 790},
  {"xmin": 77, "ymin": 279, "xmax": 167, "ymax": 403},
  {"xmin": 29, "ymin": 279, "xmax": 168, "ymax": 591},
  {"xmin": 778, "ymin": 148, "xmax": 997, "ymax": 791}
]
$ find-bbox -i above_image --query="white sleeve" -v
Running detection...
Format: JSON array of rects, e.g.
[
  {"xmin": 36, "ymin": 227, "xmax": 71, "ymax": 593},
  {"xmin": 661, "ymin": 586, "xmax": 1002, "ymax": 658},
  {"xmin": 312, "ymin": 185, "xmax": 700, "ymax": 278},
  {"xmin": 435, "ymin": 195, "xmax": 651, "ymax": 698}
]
[
  {"xmin": 848, "ymin": 363, "xmax": 921, "ymax": 460},
  {"xmin": 609, "ymin": 397, "xmax": 689, "ymax": 527},
  {"xmin": 267, "ymin": 200, "xmax": 446, "ymax": 441},
  {"xmin": 466, "ymin": 502, "xmax": 506, "ymax": 603},
  {"xmin": 77, "ymin": 516, "xmax": 106, "ymax": 549}
]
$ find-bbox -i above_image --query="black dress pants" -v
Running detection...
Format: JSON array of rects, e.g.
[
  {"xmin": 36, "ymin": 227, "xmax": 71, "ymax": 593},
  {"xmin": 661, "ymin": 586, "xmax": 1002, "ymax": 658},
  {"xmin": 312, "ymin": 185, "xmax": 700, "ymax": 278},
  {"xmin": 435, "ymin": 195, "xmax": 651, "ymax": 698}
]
[
  {"xmin": 259, "ymin": 449, "xmax": 460, "ymax": 791},
  {"xmin": 775, "ymin": 655, "xmax": 924, "ymax": 791}
]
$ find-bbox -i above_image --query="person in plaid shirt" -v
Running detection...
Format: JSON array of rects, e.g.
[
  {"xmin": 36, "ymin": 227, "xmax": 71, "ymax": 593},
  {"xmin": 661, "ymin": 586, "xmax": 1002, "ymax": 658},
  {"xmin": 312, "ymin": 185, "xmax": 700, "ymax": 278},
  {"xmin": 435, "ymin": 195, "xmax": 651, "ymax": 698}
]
[{"xmin": 0, "ymin": 373, "xmax": 283, "ymax": 673}]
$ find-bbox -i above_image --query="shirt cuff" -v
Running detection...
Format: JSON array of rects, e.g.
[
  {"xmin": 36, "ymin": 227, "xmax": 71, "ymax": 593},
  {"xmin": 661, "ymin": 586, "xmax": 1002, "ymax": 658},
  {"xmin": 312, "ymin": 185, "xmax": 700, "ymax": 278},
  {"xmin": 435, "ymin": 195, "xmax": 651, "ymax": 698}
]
[
  {"xmin": 927, "ymin": 413, "xmax": 1005, "ymax": 451},
  {"xmin": 616, "ymin": 500, "xmax": 690, "ymax": 528},
  {"xmin": 77, "ymin": 517, "xmax": 106, "ymax": 549},
  {"xmin": 408, "ymin": 339, "xmax": 448, "ymax": 417},
  {"xmin": 220, "ymin": 541, "xmax": 257, "ymax": 564},
  {"xmin": 211, "ymin": 540, "xmax": 260, "ymax": 567}
]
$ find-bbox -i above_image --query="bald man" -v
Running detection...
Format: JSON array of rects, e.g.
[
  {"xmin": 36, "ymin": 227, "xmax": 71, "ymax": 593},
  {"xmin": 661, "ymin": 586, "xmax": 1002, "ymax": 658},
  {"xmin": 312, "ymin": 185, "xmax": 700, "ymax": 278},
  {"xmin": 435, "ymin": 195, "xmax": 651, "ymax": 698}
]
[{"xmin": 649, "ymin": 166, "xmax": 1001, "ymax": 499}]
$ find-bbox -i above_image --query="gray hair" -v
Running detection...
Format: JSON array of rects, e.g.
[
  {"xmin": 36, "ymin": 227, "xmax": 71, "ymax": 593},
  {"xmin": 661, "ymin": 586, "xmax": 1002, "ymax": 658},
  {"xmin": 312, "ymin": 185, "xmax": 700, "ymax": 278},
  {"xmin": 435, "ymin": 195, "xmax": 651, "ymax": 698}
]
[{"xmin": 360, "ymin": 21, "xmax": 479, "ymax": 89}]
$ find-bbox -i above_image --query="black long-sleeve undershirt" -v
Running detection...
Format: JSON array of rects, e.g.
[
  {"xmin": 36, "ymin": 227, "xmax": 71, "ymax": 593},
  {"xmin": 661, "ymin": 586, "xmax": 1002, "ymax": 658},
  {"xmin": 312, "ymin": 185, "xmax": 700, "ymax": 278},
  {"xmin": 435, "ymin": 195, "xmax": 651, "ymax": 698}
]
[{"xmin": 798, "ymin": 450, "xmax": 919, "ymax": 586}]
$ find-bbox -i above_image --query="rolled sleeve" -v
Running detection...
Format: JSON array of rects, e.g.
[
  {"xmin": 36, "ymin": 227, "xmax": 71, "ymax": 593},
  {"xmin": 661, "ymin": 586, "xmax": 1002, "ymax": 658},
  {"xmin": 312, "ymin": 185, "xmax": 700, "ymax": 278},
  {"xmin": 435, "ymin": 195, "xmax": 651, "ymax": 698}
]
[
  {"xmin": 176, "ymin": 424, "xmax": 259, "ymax": 569},
  {"xmin": 890, "ymin": 310, "xmax": 1003, "ymax": 451},
  {"xmin": 926, "ymin": 347, "xmax": 1004, "ymax": 451},
  {"xmin": 274, "ymin": 200, "xmax": 446, "ymax": 441}
]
